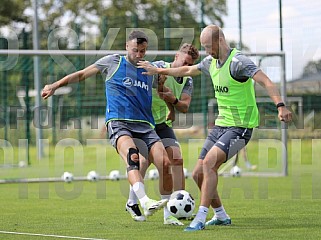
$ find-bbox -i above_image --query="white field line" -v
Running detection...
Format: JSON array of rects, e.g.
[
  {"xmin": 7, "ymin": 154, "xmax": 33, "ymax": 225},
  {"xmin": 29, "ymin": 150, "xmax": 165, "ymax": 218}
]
[{"xmin": 0, "ymin": 230, "xmax": 108, "ymax": 240}]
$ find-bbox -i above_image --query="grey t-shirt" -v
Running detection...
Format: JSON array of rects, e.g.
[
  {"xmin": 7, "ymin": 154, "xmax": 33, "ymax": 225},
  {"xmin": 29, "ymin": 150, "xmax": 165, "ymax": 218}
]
[
  {"xmin": 94, "ymin": 54, "xmax": 122, "ymax": 80},
  {"xmin": 197, "ymin": 50, "xmax": 260, "ymax": 82}
]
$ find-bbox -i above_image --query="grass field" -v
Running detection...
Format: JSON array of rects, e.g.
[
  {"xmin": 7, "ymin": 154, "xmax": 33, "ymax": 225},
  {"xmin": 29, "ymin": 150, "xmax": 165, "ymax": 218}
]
[{"xmin": 0, "ymin": 139, "xmax": 321, "ymax": 240}]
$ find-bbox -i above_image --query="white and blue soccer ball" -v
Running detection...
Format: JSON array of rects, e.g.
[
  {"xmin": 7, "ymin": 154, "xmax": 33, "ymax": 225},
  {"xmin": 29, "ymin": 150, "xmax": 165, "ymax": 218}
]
[
  {"xmin": 230, "ymin": 165, "xmax": 242, "ymax": 177},
  {"xmin": 109, "ymin": 170, "xmax": 120, "ymax": 181},
  {"xmin": 148, "ymin": 169, "xmax": 159, "ymax": 180},
  {"xmin": 62, "ymin": 171, "xmax": 74, "ymax": 183},
  {"xmin": 167, "ymin": 190, "xmax": 195, "ymax": 218},
  {"xmin": 87, "ymin": 170, "xmax": 99, "ymax": 182}
]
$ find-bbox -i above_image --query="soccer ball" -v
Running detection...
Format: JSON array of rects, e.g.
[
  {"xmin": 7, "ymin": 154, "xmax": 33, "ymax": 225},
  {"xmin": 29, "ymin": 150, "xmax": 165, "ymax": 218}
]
[
  {"xmin": 148, "ymin": 169, "xmax": 159, "ymax": 180},
  {"xmin": 87, "ymin": 170, "xmax": 99, "ymax": 182},
  {"xmin": 62, "ymin": 172, "xmax": 73, "ymax": 183},
  {"xmin": 109, "ymin": 170, "xmax": 120, "ymax": 181},
  {"xmin": 167, "ymin": 190, "xmax": 195, "ymax": 218},
  {"xmin": 230, "ymin": 165, "xmax": 242, "ymax": 177}
]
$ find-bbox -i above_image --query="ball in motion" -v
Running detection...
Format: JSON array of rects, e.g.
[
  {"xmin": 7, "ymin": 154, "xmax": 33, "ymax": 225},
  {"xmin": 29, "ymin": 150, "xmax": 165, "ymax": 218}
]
[
  {"xmin": 87, "ymin": 170, "xmax": 99, "ymax": 182},
  {"xmin": 167, "ymin": 190, "xmax": 195, "ymax": 218},
  {"xmin": 62, "ymin": 171, "xmax": 74, "ymax": 183}
]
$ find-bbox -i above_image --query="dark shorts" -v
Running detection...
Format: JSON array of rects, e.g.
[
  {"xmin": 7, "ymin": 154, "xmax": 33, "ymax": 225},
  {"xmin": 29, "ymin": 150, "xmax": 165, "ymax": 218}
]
[
  {"xmin": 107, "ymin": 120, "xmax": 161, "ymax": 158},
  {"xmin": 155, "ymin": 123, "xmax": 180, "ymax": 148},
  {"xmin": 199, "ymin": 126, "xmax": 253, "ymax": 161}
]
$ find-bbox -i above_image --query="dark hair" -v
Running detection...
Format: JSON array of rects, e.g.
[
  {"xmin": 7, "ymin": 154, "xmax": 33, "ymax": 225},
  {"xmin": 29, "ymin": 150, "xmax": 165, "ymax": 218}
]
[
  {"xmin": 128, "ymin": 30, "xmax": 148, "ymax": 44},
  {"xmin": 179, "ymin": 43, "xmax": 200, "ymax": 61}
]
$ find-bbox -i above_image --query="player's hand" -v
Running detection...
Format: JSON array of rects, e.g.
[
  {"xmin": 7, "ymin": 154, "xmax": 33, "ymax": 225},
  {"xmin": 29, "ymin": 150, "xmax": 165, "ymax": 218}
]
[
  {"xmin": 166, "ymin": 110, "xmax": 175, "ymax": 122},
  {"xmin": 158, "ymin": 74, "xmax": 167, "ymax": 86},
  {"xmin": 278, "ymin": 106, "xmax": 292, "ymax": 123},
  {"xmin": 158, "ymin": 87, "xmax": 175, "ymax": 103},
  {"xmin": 137, "ymin": 61, "xmax": 158, "ymax": 75},
  {"xmin": 41, "ymin": 84, "xmax": 56, "ymax": 99},
  {"xmin": 156, "ymin": 75, "xmax": 167, "ymax": 92}
]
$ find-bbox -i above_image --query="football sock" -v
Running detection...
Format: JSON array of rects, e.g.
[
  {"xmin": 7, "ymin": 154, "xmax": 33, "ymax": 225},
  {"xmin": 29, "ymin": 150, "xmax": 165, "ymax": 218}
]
[
  {"xmin": 132, "ymin": 182, "xmax": 149, "ymax": 207},
  {"xmin": 127, "ymin": 185, "xmax": 138, "ymax": 206},
  {"xmin": 189, "ymin": 206, "xmax": 208, "ymax": 227},
  {"xmin": 161, "ymin": 195, "xmax": 171, "ymax": 219},
  {"xmin": 214, "ymin": 205, "xmax": 229, "ymax": 220}
]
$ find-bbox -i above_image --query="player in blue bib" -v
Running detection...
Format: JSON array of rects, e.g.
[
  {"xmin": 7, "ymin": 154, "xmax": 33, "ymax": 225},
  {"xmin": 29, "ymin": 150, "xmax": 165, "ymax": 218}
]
[{"xmin": 42, "ymin": 30, "xmax": 171, "ymax": 221}]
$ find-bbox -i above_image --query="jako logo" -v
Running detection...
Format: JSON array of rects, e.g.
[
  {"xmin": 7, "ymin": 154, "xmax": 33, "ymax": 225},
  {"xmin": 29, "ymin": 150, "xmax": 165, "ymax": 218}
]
[
  {"xmin": 122, "ymin": 77, "xmax": 148, "ymax": 90},
  {"xmin": 214, "ymin": 84, "xmax": 229, "ymax": 93}
]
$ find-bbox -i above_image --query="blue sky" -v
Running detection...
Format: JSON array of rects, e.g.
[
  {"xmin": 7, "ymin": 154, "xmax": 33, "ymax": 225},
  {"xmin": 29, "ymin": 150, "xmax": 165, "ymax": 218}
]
[{"xmin": 222, "ymin": 0, "xmax": 321, "ymax": 81}]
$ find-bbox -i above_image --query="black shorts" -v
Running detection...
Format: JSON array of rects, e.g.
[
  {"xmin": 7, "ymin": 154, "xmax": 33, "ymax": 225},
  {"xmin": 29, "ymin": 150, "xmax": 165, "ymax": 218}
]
[
  {"xmin": 155, "ymin": 123, "xmax": 179, "ymax": 148},
  {"xmin": 199, "ymin": 126, "xmax": 252, "ymax": 161},
  {"xmin": 107, "ymin": 120, "xmax": 161, "ymax": 157}
]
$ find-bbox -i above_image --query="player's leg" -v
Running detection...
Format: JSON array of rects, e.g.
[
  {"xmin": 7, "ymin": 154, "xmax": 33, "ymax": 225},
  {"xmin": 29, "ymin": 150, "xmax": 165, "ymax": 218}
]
[
  {"xmin": 158, "ymin": 145, "xmax": 185, "ymax": 225},
  {"xmin": 191, "ymin": 127, "xmax": 218, "ymax": 193},
  {"xmin": 205, "ymin": 127, "xmax": 252, "ymax": 227},
  {"xmin": 156, "ymin": 125, "xmax": 185, "ymax": 191},
  {"xmin": 149, "ymin": 141, "xmax": 183, "ymax": 224},
  {"xmin": 126, "ymin": 154, "xmax": 150, "ymax": 221},
  {"xmin": 149, "ymin": 141, "xmax": 172, "ymax": 195},
  {"xmin": 117, "ymin": 136, "xmax": 167, "ymax": 217},
  {"xmin": 185, "ymin": 146, "xmax": 227, "ymax": 231},
  {"xmin": 166, "ymin": 146, "xmax": 184, "ymax": 191},
  {"xmin": 155, "ymin": 125, "xmax": 185, "ymax": 225}
]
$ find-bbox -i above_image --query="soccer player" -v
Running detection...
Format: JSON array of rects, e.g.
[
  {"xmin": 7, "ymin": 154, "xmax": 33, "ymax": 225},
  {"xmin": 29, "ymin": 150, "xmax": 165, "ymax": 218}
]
[
  {"xmin": 125, "ymin": 43, "xmax": 200, "ymax": 225},
  {"xmin": 137, "ymin": 25, "xmax": 292, "ymax": 231},
  {"xmin": 42, "ymin": 30, "xmax": 170, "ymax": 218}
]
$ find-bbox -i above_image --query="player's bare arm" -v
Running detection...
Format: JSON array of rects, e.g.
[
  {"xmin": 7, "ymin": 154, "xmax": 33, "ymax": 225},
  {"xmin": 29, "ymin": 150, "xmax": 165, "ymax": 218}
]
[
  {"xmin": 138, "ymin": 60, "xmax": 201, "ymax": 77},
  {"xmin": 41, "ymin": 64, "xmax": 99, "ymax": 99},
  {"xmin": 253, "ymin": 70, "xmax": 292, "ymax": 122},
  {"xmin": 158, "ymin": 89, "xmax": 191, "ymax": 114}
]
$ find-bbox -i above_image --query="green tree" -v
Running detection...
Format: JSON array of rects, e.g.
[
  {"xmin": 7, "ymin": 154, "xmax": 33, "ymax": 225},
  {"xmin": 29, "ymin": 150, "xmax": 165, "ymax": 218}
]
[
  {"xmin": 97, "ymin": 0, "xmax": 227, "ymax": 50},
  {"xmin": 3, "ymin": 0, "xmax": 227, "ymax": 51},
  {"xmin": 11, "ymin": 0, "xmax": 226, "ymax": 50},
  {"xmin": 0, "ymin": 0, "xmax": 27, "ymax": 26}
]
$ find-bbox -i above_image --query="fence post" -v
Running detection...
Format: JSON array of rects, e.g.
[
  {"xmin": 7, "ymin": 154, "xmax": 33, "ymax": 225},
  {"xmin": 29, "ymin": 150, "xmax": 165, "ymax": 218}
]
[
  {"xmin": 0, "ymin": 38, "xmax": 9, "ymax": 145},
  {"xmin": 74, "ymin": 23, "xmax": 83, "ymax": 144},
  {"xmin": 22, "ymin": 28, "xmax": 31, "ymax": 164}
]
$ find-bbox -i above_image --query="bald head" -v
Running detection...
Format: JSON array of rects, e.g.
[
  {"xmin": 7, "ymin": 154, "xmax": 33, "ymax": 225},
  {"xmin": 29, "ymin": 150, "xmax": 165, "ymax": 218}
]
[
  {"xmin": 200, "ymin": 25, "xmax": 225, "ymax": 43},
  {"xmin": 200, "ymin": 25, "xmax": 229, "ymax": 59}
]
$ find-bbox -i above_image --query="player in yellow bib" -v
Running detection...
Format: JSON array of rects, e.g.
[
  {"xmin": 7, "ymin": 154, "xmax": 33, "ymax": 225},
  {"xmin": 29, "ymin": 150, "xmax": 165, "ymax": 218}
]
[
  {"xmin": 138, "ymin": 25, "xmax": 292, "ymax": 231},
  {"xmin": 126, "ymin": 44, "xmax": 199, "ymax": 225}
]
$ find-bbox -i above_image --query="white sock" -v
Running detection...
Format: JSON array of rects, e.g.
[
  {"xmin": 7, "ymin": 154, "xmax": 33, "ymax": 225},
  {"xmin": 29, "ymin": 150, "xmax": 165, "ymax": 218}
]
[
  {"xmin": 127, "ymin": 185, "xmax": 138, "ymax": 206},
  {"xmin": 214, "ymin": 205, "xmax": 229, "ymax": 220},
  {"xmin": 161, "ymin": 195, "xmax": 171, "ymax": 219},
  {"xmin": 132, "ymin": 182, "xmax": 150, "ymax": 208},
  {"xmin": 190, "ymin": 206, "xmax": 208, "ymax": 227}
]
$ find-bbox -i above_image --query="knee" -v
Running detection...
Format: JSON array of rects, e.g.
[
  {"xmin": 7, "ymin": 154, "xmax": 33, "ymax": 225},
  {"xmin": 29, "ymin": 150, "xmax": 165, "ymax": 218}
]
[
  {"xmin": 171, "ymin": 158, "xmax": 183, "ymax": 166},
  {"xmin": 202, "ymin": 157, "xmax": 220, "ymax": 172},
  {"xmin": 161, "ymin": 155, "xmax": 171, "ymax": 169},
  {"xmin": 192, "ymin": 168, "xmax": 202, "ymax": 183},
  {"xmin": 127, "ymin": 148, "xmax": 140, "ymax": 172}
]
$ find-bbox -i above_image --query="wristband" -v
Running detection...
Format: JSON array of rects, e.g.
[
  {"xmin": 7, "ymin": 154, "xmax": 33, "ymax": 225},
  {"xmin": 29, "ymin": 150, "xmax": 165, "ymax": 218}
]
[
  {"xmin": 173, "ymin": 98, "xmax": 179, "ymax": 105},
  {"xmin": 276, "ymin": 102, "xmax": 285, "ymax": 109}
]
